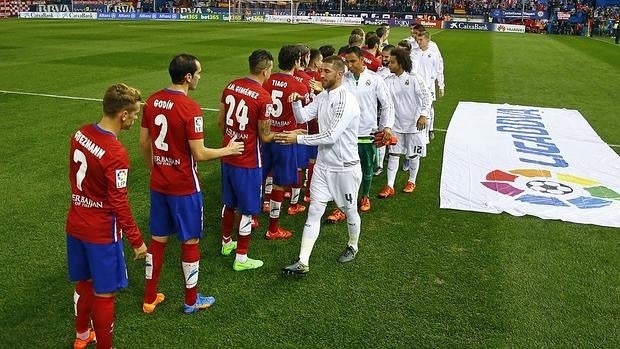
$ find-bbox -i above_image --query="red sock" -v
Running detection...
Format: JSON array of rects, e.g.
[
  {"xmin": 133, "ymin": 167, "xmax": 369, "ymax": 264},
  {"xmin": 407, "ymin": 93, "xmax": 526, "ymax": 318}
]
[
  {"xmin": 268, "ymin": 189, "xmax": 284, "ymax": 232},
  {"xmin": 92, "ymin": 295, "xmax": 115, "ymax": 349},
  {"xmin": 75, "ymin": 280, "xmax": 94, "ymax": 334},
  {"xmin": 237, "ymin": 233, "xmax": 251, "ymax": 255},
  {"xmin": 221, "ymin": 206, "xmax": 235, "ymax": 244},
  {"xmin": 297, "ymin": 169, "xmax": 304, "ymax": 186},
  {"xmin": 307, "ymin": 163, "xmax": 315, "ymax": 196},
  {"xmin": 181, "ymin": 243, "xmax": 200, "ymax": 306},
  {"xmin": 144, "ymin": 239, "xmax": 166, "ymax": 304}
]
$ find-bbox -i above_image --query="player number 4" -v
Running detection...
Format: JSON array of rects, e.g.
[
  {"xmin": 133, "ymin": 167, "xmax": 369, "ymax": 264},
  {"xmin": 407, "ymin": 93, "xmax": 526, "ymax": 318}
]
[{"xmin": 225, "ymin": 95, "xmax": 249, "ymax": 130}]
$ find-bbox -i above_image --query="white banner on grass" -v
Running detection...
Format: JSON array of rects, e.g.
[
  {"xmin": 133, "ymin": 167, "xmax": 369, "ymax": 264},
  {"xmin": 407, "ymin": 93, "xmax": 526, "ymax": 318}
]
[{"xmin": 440, "ymin": 102, "xmax": 620, "ymax": 228}]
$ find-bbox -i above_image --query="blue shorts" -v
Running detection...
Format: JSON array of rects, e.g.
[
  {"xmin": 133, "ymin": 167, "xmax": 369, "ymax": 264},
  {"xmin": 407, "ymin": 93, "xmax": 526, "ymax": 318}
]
[
  {"xmin": 262, "ymin": 142, "xmax": 298, "ymax": 186},
  {"xmin": 221, "ymin": 163, "xmax": 262, "ymax": 215},
  {"xmin": 306, "ymin": 145, "xmax": 318, "ymax": 160},
  {"xmin": 67, "ymin": 234, "xmax": 128, "ymax": 294},
  {"xmin": 150, "ymin": 190, "xmax": 203, "ymax": 242},
  {"xmin": 295, "ymin": 144, "xmax": 309, "ymax": 169}
]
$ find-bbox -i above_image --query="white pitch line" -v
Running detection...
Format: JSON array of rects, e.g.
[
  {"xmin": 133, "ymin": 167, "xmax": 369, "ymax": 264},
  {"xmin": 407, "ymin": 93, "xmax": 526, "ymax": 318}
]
[
  {"xmin": 1, "ymin": 89, "xmax": 618, "ymax": 148},
  {"xmin": 0, "ymin": 89, "xmax": 219, "ymax": 112}
]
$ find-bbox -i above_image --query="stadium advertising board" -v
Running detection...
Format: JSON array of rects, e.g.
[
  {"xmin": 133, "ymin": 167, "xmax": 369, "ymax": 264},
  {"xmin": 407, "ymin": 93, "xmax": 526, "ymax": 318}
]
[
  {"xmin": 416, "ymin": 19, "xmax": 442, "ymax": 29},
  {"xmin": 443, "ymin": 21, "xmax": 492, "ymax": 31},
  {"xmin": 490, "ymin": 9, "xmax": 547, "ymax": 19},
  {"xmin": 441, "ymin": 102, "xmax": 620, "ymax": 228},
  {"xmin": 19, "ymin": 11, "xmax": 96, "ymax": 18},
  {"xmin": 495, "ymin": 23, "xmax": 526, "ymax": 33}
]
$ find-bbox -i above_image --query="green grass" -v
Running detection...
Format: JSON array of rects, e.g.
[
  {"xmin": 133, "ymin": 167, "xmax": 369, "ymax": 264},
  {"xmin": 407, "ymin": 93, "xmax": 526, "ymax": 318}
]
[{"xmin": 0, "ymin": 20, "xmax": 619, "ymax": 348}]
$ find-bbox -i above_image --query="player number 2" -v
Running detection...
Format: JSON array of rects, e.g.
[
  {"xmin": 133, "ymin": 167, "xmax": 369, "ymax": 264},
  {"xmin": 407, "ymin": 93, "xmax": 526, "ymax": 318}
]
[
  {"xmin": 154, "ymin": 114, "xmax": 169, "ymax": 151},
  {"xmin": 73, "ymin": 149, "xmax": 87, "ymax": 191},
  {"xmin": 225, "ymin": 95, "xmax": 249, "ymax": 131}
]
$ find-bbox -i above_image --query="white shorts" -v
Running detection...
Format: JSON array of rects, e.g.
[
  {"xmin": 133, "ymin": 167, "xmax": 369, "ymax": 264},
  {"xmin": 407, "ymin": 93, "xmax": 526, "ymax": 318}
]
[
  {"xmin": 310, "ymin": 165, "xmax": 362, "ymax": 209},
  {"xmin": 390, "ymin": 131, "xmax": 427, "ymax": 157}
]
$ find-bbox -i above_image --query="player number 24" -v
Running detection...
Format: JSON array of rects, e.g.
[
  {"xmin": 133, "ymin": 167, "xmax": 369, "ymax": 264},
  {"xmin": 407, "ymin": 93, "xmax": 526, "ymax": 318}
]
[{"xmin": 225, "ymin": 95, "xmax": 249, "ymax": 131}]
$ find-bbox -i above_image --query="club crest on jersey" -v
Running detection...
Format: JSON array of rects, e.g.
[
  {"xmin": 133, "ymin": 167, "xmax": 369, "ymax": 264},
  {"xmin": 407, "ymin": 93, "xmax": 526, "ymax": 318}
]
[
  {"xmin": 115, "ymin": 169, "xmax": 128, "ymax": 188},
  {"xmin": 194, "ymin": 117, "xmax": 203, "ymax": 133}
]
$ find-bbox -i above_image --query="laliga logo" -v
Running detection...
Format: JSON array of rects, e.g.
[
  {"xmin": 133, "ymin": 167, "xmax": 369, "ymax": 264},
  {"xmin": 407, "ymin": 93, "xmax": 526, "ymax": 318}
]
[{"xmin": 481, "ymin": 169, "xmax": 620, "ymax": 209}]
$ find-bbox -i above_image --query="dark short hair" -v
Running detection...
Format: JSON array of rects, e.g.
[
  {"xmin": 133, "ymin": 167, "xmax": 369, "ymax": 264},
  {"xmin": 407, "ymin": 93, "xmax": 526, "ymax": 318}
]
[
  {"xmin": 391, "ymin": 47, "xmax": 412, "ymax": 73},
  {"xmin": 278, "ymin": 44, "xmax": 299, "ymax": 70},
  {"xmin": 397, "ymin": 40, "xmax": 412, "ymax": 52},
  {"xmin": 366, "ymin": 36, "xmax": 381, "ymax": 50},
  {"xmin": 343, "ymin": 45, "xmax": 361, "ymax": 58},
  {"xmin": 309, "ymin": 48, "xmax": 322, "ymax": 62},
  {"xmin": 249, "ymin": 49, "xmax": 273, "ymax": 74},
  {"xmin": 319, "ymin": 45, "xmax": 335, "ymax": 58},
  {"xmin": 382, "ymin": 44, "xmax": 395, "ymax": 53},
  {"xmin": 168, "ymin": 53, "xmax": 199, "ymax": 84},
  {"xmin": 376, "ymin": 26, "xmax": 386, "ymax": 38}
]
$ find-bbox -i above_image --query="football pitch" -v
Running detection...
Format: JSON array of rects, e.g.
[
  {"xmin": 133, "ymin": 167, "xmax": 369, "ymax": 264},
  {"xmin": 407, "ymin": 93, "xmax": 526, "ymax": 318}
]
[{"xmin": 0, "ymin": 20, "xmax": 619, "ymax": 348}]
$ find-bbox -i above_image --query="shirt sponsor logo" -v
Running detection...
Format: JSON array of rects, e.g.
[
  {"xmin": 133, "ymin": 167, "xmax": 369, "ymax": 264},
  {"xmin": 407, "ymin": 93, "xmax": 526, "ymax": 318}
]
[
  {"xmin": 194, "ymin": 116, "xmax": 203, "ymax": 133},
  {"xmin": 116, "ymin": 169, "xmax": 128, "ymax": 188}
]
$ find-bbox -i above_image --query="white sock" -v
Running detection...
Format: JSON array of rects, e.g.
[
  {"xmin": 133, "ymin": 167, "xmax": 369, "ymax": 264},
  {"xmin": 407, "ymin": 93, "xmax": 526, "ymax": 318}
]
[
  {"xmin": 269, "ymin": 199, "xmax": 282, "ymax": 219},
  {"xmin": 408, "ymin": 156, "xmax": 420, "ymax": 183},
  {"xmin": 264, "ymin": 176, "xmax": 273, "ymax": 195},
  {"xmin": 290, "ymin": 187, "xmax": 301, "ymax": 205},
  {"xmin": 298, "ymin": 201, "xmax": 326, "ymax": 265},
  {"xmin": 343, "ymin": 206, "xmax": 361, "ymax": 251},
  {"xmin": 235, "ymin": 253, "xmax": 248, "ymax": 263},
  {"xmin": 387, "ymin": 155, "xmax": 399, "ymax": 188},
  {"xmin": 376, "ymin": 146, "xmax": 386, "ymax": 168},
  {"xmin": 182, "ymin": 260, "xmax": 199, "ymax": 289}
]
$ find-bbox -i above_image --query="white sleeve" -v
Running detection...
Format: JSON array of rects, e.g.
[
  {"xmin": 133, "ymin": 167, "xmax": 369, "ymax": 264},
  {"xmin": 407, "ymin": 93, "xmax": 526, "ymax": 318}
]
[
  {"xmin": 375, "ymin": 77, "xmax": 395, "ymax": 129},
  {"xmin": 291, "ymin": 92, "xmax": 321, "ymax": 124},
  {"xmin": 414, "ymin": 75, "xmax": 432, "ymax": 117},
  {"xmin": 298, "ymin": 91, "xmax": 356, "ymax": 146}
]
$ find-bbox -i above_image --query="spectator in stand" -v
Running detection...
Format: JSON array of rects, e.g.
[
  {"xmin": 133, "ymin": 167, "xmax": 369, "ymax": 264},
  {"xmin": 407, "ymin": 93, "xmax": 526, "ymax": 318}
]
[{"xmin": 615, "ymin": 19, "xmax": 619, "ymax": 43}]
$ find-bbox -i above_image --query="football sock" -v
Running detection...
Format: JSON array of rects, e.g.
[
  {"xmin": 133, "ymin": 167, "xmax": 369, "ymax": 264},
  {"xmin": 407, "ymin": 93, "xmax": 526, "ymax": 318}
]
[
  {"xmin": 360, "ymin": 171, "xmax": 372, "ymax": 197},
  {"xmin": 408, "ymin": 156, "xmax": 420, "ymax": 183},
  {"xmin": 376, "ymin": 146, "xmax": 386, "ymax": 169},
  {"xmin": 221, "ymin": 205, "xmax": 235, "ymax": 244},
  {"xmin": 92, "ymin": 295, "xmax": 115, "ymax": 349},
  {"xmin": 74, "ymin": 280, "xmax": 94, "ymax": 335},
  {"xmin": 264, "ymin": 176, "xmax": 273, "ymax": 195},
  {"xmin": 268, "ymin": 189, "xmax": 284, "ymax": 231},
  {"xmin": 306, "ymin": 162, "xmax": 315, "ymax": 196},
  {"xmin": 181, "ymin": 243, "xmax": 200, "ymax": 306},
  {"xmin": 236, "ymin": 215, "xmax": 252, "ymax": 258},
  {"xmin": 144, "ymin": 239, "xmax": 166, "ymax": 304},
  {"xmin": 290, "ymin": 187, "xmax": 301, "ymax": 205},
  {"xmin": 298, "ymin": 201, "xmax": 326, "ymax": 265},
  {"xmin": 344, "ymin": 206, "xmax": 361, "ymax": 251},
  {"xmin": 387, "ymin": 155, "xmax": 399, "ymax": 188}
]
